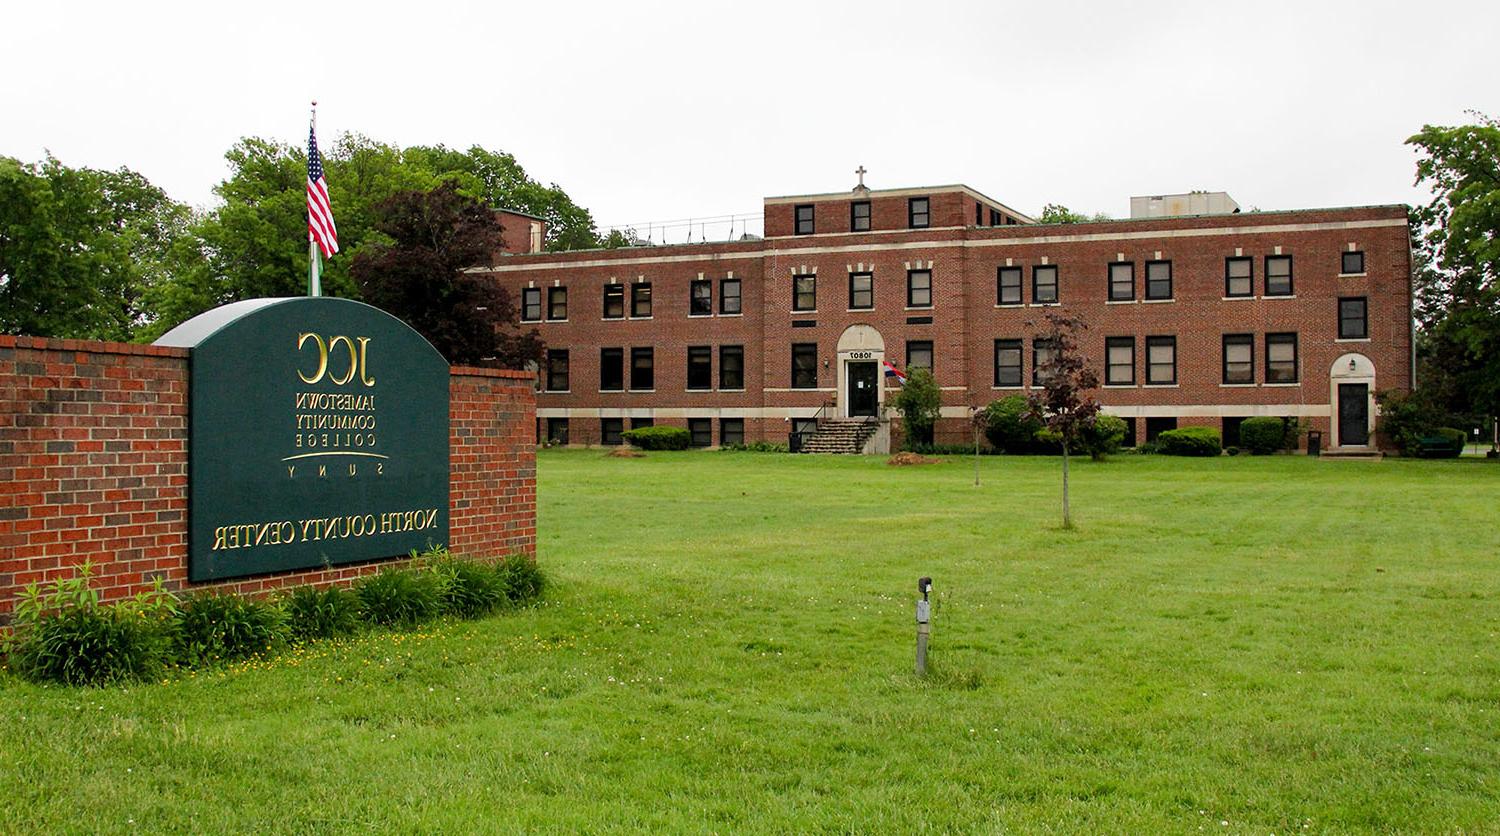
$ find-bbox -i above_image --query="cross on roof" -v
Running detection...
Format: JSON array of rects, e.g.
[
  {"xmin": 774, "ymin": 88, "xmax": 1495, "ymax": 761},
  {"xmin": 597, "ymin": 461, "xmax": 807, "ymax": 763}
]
[{"xmin": 855, "ymin": 165, "xmax": 867, "ymax": 187}]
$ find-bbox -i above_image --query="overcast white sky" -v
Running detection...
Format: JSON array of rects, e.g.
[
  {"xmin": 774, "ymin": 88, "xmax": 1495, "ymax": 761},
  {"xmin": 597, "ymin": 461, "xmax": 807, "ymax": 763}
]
[{"xmin": 4, "ymin": 0, "xmax": 1497, "ymax": 239}]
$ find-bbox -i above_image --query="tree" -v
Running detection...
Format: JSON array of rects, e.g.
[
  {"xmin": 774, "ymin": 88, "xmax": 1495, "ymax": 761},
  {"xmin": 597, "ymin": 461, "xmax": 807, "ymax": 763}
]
[
  {"xmin": 1025, "ymin": 313, "xmax": 1101, "ymax": 529},
  {"xmin": 1038, "ymin": 203, "xmax": 1111, "ymax": 224},
  {"xmin": 888, "ymin": 367, "xmax": 941, "ymax": 448},
  {"xmin": 351, "ymin": 180, "xmax": 542, "ymax": 368}
]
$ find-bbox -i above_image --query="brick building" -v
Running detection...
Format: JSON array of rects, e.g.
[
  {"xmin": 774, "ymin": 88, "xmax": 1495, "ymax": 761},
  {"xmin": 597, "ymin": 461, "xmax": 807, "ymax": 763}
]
[{"xmin": 476, "ymin": 181, "xmax": 1412, "ymax": 453}]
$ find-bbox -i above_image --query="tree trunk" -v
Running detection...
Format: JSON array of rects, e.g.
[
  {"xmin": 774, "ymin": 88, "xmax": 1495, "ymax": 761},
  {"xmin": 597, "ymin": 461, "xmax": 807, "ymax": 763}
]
[{"xmin": 1061, "ymin": 444, "xmax": 1071, "ymax": 528}]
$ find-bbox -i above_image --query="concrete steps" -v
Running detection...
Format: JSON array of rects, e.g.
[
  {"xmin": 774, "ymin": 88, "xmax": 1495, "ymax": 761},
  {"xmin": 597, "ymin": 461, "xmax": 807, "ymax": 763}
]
[{"xmin": 801, "ymin": 419, "xmax": 878, "ymax": 454}]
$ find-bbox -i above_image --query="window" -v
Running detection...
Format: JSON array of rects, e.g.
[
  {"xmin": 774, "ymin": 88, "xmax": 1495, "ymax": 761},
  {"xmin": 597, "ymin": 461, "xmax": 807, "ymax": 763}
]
[
  {"xmin": 1266, "ymin": 333, "xmax": 1298, "ymax": 383},
  {"xmin": 545, "ymin": 349, "xmax": 569, "ymax": 391},
  {"xmin": 906, "ymin": 340, "xmax": 933, "ymax": 375},
  {"xmin": 1145, "ymin": 260, "xmax": 1173, "ymax": 300},
  {"xmin": 976, "ymin": 202, "xmax": 983, "ymax": 226},
  {"xmin": 686, "ymin": 346, "xmax": 712, "ymax": 390},
  {"xmin": 690, "ymin": 279, "xmax": 712, "ymax": 316},
  {"xmin": 1145, "ymin": 416, "xmax": 1177, "ymax": 442},
  {"xmin": 547, "ymin": 287, "xmax": 568, "ymax": 320},
  {"xmin": 631, "ymin": 417, "xmax": 654, "ymax": 430},
  {"xmin": 997, "ymin": 266, "xmax": 1022, "ymax": 305},
  {"xmin": 1033, "ymin": 265, "xmax": 1059, "ymax": 304},
  {"xmin": 908, "ymin": 197, "xmax": 930, "ymax": 229},
  {"xmin": 1145, "ymin": 336, "xmax": 1176, "ymax": 385},
  {"xmin": 1339, "ymin": 297, "xmax": 1368, "ymax": 339},
  {"xmin": 720, "ymin": 278, "xmax": 741, "ymax": 315},
  {"xmin": 1108, "ymin": 261, "xmax": 1134, "ymax": 301},
  {"xmin": 1032, "ymin": 338, "xmax": 1057, "ymax": 387},
  {"xmin": 993, "ymin": 339, "xmax": 1022, "ymax": 387},
  {"xmin": 1225, "ymin": 257, "xmax": 1253, "ymax": 298},
  {"xmin": 990, "ymin": 208, "xmax": 1002, "ymax": 226},
  {"xmin": 1105, "ymin": 337, "xmax": 1135, "ymax": 385},
  {"xmin": 600, "ymin": 418, "xmax": 623, "ymax": 446},
  {"xmin": 849, "ymin": 272, "xmax": 873, "ymax": 310},
  {"xmin": 791, "ymin": 343, "xmax": 818, "ymax": 389},
  {"xmin": 793, "ymin": 274, "xmax": 816, "ymax": 311},
  {"xmin": 794, "ymin": 204, "xmax": 814, "ymax": 235},
  {"xmin": 720, "ymin": 345, "xmax": 744, "ymax": 390},
  {"xmin": 631, "ymin": 282, "xmax": 652, "ymax": 317},
  {"xmin": 545, "ymin": 418, "xmax": 568, "ymax": 445},
  {"xmin": 630, "ymin": 347, "xmax": 654, "ymax": 390},
  {"xmin": 1342, "ymin": 250, "xmax": 1365, "ymax": 275},
  {"xmin": 1222, "ymin": 334, "xmax": 1254, "ymax": 384},
  {"xmin": 1221, "ymin": 417, "xmax": 1244, "ymax": 448},
  {"xmin": 603, "ymin": 284, "xmax": 625, "ymax": 319},
  {"xmin": 1265, "ymin": 255, "xmax": 1293, "ymax": 296},
  {"xmin": 521, "ymin": 288, "xmax": 541, "ymax": 321},
  {"xmin": 907, "ymin": 269, "xmax": 932, "ymax": 308},
  {"xmin": 1119, "ymin": 417, "xmax": 1137, "ymax": 448},
  {"xmin": 599, "ymin": 348, "xmax": 624, "ymax": 391},
  {"xmin": 851, "ymin": 201, "xmax": 871, "ymax": 232},
  {"xmin": 720, "ymin": 418, "xmax": 744, "ymax": 447},
  {"xmin": 688, "ymin": 418, "xmax": 712, "ymax": 448}
]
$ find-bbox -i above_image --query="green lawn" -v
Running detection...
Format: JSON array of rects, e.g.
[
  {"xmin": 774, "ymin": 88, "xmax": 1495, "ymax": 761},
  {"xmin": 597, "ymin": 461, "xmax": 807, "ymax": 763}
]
[{"xmin": 3, "ymin": 451, "xmax": 1498, "ymax": 833}]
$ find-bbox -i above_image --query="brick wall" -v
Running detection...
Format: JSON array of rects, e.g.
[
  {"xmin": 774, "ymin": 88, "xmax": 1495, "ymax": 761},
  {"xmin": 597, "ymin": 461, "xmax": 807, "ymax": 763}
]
[{"xmin": 0, "ymin": 335, "xmax": 536, "ymax": 621}]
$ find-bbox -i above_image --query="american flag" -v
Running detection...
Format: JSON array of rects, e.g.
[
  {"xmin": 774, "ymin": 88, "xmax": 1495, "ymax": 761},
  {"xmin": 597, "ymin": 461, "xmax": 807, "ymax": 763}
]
[
  {"xmin": 883, "ymin": 359, "xmax": 907, "ymax": 385},
  {"xmin": 306, "ymin": 125, "xmax": 338, "ymax": 258}
]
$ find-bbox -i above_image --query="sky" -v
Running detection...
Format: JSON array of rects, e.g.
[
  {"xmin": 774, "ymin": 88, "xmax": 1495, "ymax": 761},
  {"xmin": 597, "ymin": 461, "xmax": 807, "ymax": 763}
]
[{"xmin": 3, "ymin": 0, "xmax": 1497, "ymax": 241}]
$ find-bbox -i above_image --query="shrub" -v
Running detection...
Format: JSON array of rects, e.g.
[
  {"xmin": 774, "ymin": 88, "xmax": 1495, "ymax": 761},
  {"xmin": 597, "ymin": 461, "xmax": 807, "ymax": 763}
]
[
  {"xmin": 890, "ymin": 367, "xmax": 941, "ymax": 449},
  {"xmin": 1079, "ymin": 414, "xmax": 1127, "ymax": 461},
  {"xmin": 10, "ymin": 607, "xmax": 171, "ymax": 687},
  {"xmin": 1225, "ymin": 446, "xmax": 1241, "ymax": 456},
  {"xmin": 621, "ymin": 425, "xmax": 691, "ymax": 450},
  {"xmin": 173, "ymin": 593, "xmax": 288, "ymax": 666},
  {"xmin": 284, "ymin": 585, "xmax": 364, "ymax": 641},
  {"xmin": 355, "ymin": 568, "xmax": 443, "ymax": 626},
  {"xmin": 907, "ymin": 443, "xmax": 999, "ymax": 456},
  {"xmin": 721, "ymin": 441, "xmax": 789, "ymax": 453},
  {"xmin": 493, "ymin": 554, "xmax": 546, "ymax": 605},
  {"xmin": 982, "ymin": 395, "xmax": 1043, "ymax": 453},
  {"xmin": 1239, "ymin": 416, "xmax": 1288, "ymax": 455},
  {"xmin": 429, "ymin": 556, "xmax": 508, "ymax": 618},
  {"xmin": 1157, "ymin": 426, "xmax": 1222, "ymax": 456}
]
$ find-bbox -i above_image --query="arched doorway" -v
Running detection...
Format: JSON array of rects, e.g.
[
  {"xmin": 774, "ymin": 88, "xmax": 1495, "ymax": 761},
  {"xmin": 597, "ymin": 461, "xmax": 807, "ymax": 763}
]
[
  {"xmin": 836, "ymin": 325, "xmax": 885, "ymax": 419},
  {"xmin": 1330, "ymin": 353, "xmax": 1375, "ymax": 448}
]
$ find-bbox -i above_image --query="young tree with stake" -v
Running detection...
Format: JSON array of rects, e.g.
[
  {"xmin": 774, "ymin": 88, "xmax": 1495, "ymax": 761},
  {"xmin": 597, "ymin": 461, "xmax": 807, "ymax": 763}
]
[{"xmin": 1025, "ymin": 312, "xmax": 1101, "ymax": 529}]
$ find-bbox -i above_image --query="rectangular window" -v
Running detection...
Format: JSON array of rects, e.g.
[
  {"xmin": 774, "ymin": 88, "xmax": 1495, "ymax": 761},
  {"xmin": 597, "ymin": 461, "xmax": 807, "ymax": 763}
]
[
  {"xmin": 720, "ymin": 345, "xmax": 744, "ymax": 390},
  {"xmin": 687, "ymin": 346, "xmax": 712, "ymax": 390},
  {"xmin": 1145, "ymin": 260, "xmax": 1173, "ymax": 300},
  {"xmin": 906, "ymin": 340, "xmax": 933, "ymax": 375},
  {"xmin": 600, "ymin": 418, "xmax": 623, "ymax": 446},
  {"xmin": 688, "ymin": 418, "xmax": 712, "ymax": 448},
  {"xmin": 849, "ymin": 272, "xmax": 873, "ymax": 310},
  {"xmin": 690, "ymin": 279, "xmax": 712, "ymax": 316},
  {"xmin": 720, "ymin": 278, "xmax": 741, "ymax": 314},
  {"xmin": 1145, "ymin": 336, "xmax": 1176, "ymax": 385},
  {"xmin": 850, "ymin": 201, "xmax": 871, "ymax": 232},
  {"xmin": 603, "ymin": 284, "xmax": 625, "ymax": 319},
  {"xmin": 1032, "ymin": 338, "xmax": 1058, "ymax": 387},
  {"xmin": 990, "ymin": 208, "xmax": 1002, "ymax": 226},
  {"xmin": 1145, "ymin": 416, "xmax": 1177, "ymax": 442},
  {"xmin": 545, "ymin": 349, "xmax": 569, "ymax": 391},
  {"xmin": 994, "ymin": 339, "xmax": 1022, "ymax": 387},
  {"xmin": 1266, "ymin": 333, "xmax": 1298, "ymax": 383},
  {"xmin": 794, "ymin": 203, "xmax": 814, "ymax": 235},
  {"xmin": 791, "ymin": 343, "xmax": 818, "ymax": 389},
  {"xmin": 630, "ymin": 347, "xmax": 654, "ymax": 390},
  {"xmin": 1033, "ymin": 265, "xmax": 1059, "ymax": 304},
  {"xmin": 1265, "ymin": 255, "xmax": 1294, "ymax": 296},
  {"xmin": 908, "ymin": 197, "xmax": 930, "ymax": 229},
  {"xmin": 631, "ymin": 417, "xmax": 654, "ymax": 430},
  {"xmin": 545, "ymin": 417, "xmax": 568, "ymax": 445},
  {"xmin": 976, "ymin": 202, "xmax": 983, "ymax": 226},
  {"xmin": 1105, "ymin": 337, "xmax": 1135, "ymax": 385},
  {"xmin": 1221, "ymin": 417, "xmax": 1244, "ymax": 448},
  {"xmin": 1342, "ymin": 250, "xmax": 1365, "ymax": 275},
  {"xmin": 720, "ymin": 418, "xmax": 744, "ymax": 446},
  {"xmin": 907, "ymin": 269, "xmax": 932, "ymax": 308},
  {"xmin": 547, "ymin": 287, "xmax": 568, "ymax": 320},
  {"xmin": 793, "ymin": 274, "xmax": 816, "ymax": 311},
  {"xmin": 997, "ymin": 266, "xmax": 1022, "ymax": 305},
  {"xmin": 521, "ymin": 288, "xmax": 541, "ymax": 321},
  {"xmin": 631, "ymin": 283, "xmax": 652, "ymax": 317},
  {"xmin": 1119, "ymin": 417, "xmax": 1137, "ymax": 448},
  {"xmin": 599, "ymin": 348, "xmax": 624, "ymax": 392},
  {"xmin": 1338, "ymin": 297, "xmax": 1368, "ymax": 339},
  {"xmin": 1222, "ymin": 334, "xmax": 1254, "ymax": 384},
  {"xmin": 1108, "ymin": 261, "xmax": 1134, "ymax": 301},
  {"xmin": 1225, "ymin": 257, "xmax": 1253, "ymax": 298}
]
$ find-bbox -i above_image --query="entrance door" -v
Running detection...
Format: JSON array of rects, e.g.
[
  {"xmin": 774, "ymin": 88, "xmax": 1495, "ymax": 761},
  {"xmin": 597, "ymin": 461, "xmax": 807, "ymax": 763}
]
[
  {"xmin": 1338, "ymin": 383, "xmax": 1369, "ymax": 446},
  {"xmin": 847, "ymin": 361, "xmax": 878, "ymax": 417}
]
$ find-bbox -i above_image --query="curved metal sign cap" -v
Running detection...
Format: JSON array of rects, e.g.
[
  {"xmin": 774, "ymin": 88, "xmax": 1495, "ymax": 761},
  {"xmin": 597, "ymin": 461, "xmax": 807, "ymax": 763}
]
[{"xmin": 169, "ymin": 297, "xmax": 450, "ymax": 582}]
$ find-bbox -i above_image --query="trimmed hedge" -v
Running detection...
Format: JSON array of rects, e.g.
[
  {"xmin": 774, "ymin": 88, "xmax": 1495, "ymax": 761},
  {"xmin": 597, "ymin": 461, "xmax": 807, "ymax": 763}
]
[
  {"xmin": 1239, "ymin": 416, "xmax": 1287, "ymax": 455},
  {"xmin": 982, "ymin": 395, "xmax": 1042, "ymax": 453},
  {"xmin": 622, "ymin": 425, "xmax": 691, "ymax": 450},
  {"xmin": 1157, "ymin": 426, "xmax": 1222, "ymax": 456}
]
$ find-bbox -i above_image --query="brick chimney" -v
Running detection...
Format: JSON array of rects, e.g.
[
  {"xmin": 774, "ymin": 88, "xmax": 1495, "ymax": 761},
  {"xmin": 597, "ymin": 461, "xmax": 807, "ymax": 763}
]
[{"xmin": 493, "ymin": 208, "xmax": 546, "ymax": 255}]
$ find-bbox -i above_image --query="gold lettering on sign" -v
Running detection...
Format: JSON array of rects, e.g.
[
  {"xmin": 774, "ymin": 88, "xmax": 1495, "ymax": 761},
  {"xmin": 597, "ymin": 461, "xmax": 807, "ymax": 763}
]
[
  {"xmin": 357, "ymin": 337, "xmax": 375, "ymax": 386},
  {"xmin": 297, "ymin": 333, "xmax": 329, "ymax": 384},
  {"xmin": 211, "ymin": 508, "xmax": 440, "ymax": 551},
  {"xmin": 328, "ymin": 335, "xmax": 358, "ymax": 385}
]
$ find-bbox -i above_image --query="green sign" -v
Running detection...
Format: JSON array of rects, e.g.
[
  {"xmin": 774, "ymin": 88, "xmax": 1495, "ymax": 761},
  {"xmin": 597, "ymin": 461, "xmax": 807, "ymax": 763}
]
[{"xmin": 157, "ymin": 298, "xmax": 449, "ymax": 581}]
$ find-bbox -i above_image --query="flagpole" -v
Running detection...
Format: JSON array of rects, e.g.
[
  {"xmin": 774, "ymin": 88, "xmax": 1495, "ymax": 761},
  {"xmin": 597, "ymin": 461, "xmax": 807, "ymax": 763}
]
[{"xmin": 308, "ymin": 100, "xmax": 322, "ymax": 297}]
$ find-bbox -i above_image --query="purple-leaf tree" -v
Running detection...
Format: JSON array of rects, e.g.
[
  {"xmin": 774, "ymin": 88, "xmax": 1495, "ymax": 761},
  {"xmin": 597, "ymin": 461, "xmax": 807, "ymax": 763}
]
[{"xmin": 1025, "ymin": 312, "xmax": 1101, "ymax": 529}]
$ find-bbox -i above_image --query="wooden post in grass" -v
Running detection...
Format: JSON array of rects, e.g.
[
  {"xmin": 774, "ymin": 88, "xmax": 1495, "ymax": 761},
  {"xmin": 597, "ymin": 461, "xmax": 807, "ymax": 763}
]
[{"xmin": 915, "ymin": 576, "xmax": 932, "ymax": 676}]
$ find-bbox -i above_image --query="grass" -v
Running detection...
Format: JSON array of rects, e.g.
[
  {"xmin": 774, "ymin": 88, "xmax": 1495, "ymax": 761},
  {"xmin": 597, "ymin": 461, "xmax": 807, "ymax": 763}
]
[{"xmin": 2, "ymin": 450, "xmax": 1498, "ymax": 832}]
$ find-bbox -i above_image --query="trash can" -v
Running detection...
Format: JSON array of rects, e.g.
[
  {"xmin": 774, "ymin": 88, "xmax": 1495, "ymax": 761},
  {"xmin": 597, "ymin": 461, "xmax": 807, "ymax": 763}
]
[{"xmin": 1307, "ymin": 430, "xmax": 1322, "ymax": 456}]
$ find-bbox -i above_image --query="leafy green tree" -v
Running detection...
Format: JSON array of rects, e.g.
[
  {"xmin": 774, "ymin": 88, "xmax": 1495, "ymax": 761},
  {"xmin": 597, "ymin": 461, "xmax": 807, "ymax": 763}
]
[
  {"xmin": 888, "ymin": 367, "xmax": 941, "ymax": 448},
  {"xmin": 1038, "ymin": 203, "xmax": 1111, "ymax": 224}
]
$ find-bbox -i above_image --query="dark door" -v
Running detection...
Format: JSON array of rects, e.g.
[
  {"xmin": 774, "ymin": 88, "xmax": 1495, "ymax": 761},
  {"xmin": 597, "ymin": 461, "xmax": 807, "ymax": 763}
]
[
  {"xmin": 848, "ymin": 361, "xmax": 878, "ymax": 417},
  {"xmin": 1339, "ymin": 383, "xmax": 1369, "ymax": 446}
]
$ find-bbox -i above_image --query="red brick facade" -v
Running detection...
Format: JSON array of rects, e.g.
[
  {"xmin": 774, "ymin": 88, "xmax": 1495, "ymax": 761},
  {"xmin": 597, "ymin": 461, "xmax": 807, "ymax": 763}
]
[
  {"xmin": 483, "ymin": 185, "xmax": 1412, "ymax": 452},
  {"xmin": 0, "ymin": 335, "xmax": 535, "ymax": 620}
]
